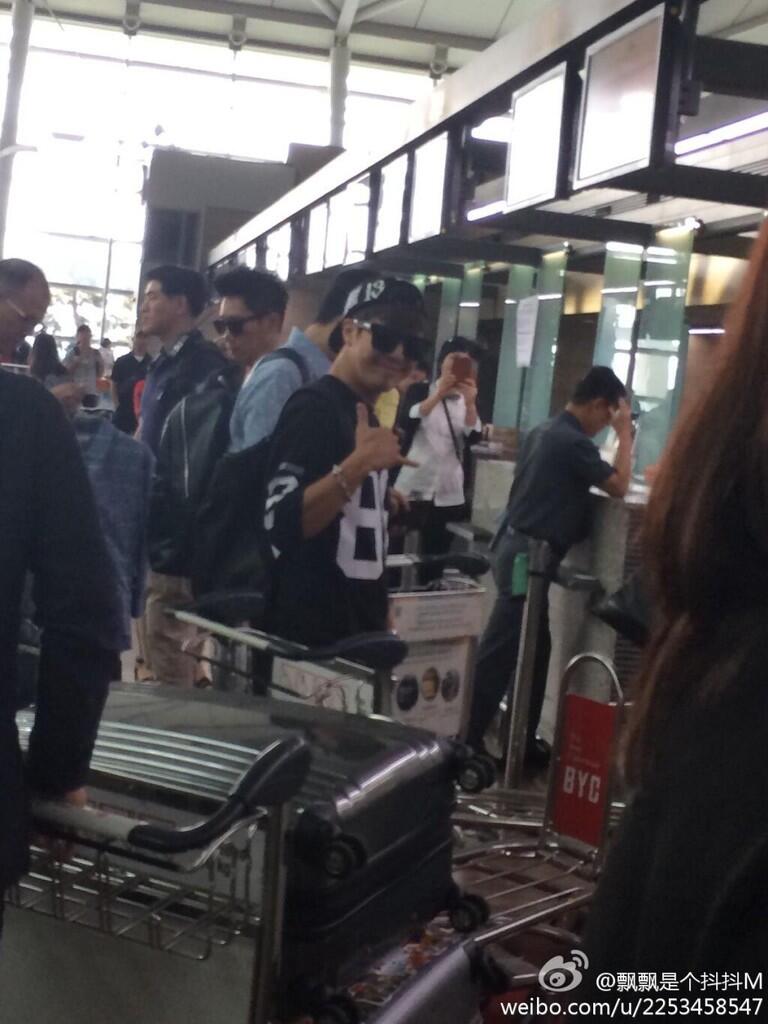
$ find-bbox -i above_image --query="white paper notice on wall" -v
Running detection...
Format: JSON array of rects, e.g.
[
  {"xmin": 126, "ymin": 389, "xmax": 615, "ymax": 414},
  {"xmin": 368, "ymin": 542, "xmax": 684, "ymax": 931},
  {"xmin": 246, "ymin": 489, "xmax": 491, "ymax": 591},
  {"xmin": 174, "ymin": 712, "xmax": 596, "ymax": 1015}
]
[{"xmin": 516, "ymin": 294, "xmax": 539, "ymax": 368}]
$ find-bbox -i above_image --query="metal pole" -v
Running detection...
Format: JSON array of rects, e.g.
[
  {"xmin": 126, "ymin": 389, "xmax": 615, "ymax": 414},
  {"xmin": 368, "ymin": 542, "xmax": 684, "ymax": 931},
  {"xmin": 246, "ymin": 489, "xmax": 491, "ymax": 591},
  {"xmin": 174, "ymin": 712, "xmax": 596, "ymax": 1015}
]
[
  {"xmin": 0, "ymin": 0, "xmax": 34, "ymax": 258},
  {"xmin": 329, "ymin": 39, "xmax": 350, "ymax": 149},
  {"xmin": 249, "ymin": 806, "xmax": 288, "ymax": 1024},
  {"xmin": 503, "ymin": 539, "xmax": 552, "ymax": 789}
]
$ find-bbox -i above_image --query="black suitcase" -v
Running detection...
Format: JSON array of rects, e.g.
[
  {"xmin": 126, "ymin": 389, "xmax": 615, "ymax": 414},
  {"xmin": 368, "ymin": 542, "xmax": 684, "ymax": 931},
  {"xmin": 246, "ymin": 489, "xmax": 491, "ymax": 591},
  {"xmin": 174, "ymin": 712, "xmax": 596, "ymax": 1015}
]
[{"xmin": 75, "ymin": 685, "xmax": 472, "ymax": 1017}]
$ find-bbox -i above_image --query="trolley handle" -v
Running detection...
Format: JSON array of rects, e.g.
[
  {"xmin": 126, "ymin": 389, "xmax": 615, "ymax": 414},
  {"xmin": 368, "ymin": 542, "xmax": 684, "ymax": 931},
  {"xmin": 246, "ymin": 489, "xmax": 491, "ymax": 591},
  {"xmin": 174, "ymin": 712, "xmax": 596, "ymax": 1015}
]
[
  {"xmin": 127, "ymin": 736, "xmax": 311, "ymax": 855},
  {"xmin": 182, "ymin": 589, "xmax": 266, "ymax": 627},
  {"xmin": 289, "ymin": 631, "xmax": 408, "ymax": 671},
  {"xmin": 414, "ymin": 552, "xmax": 491, "ymax": 579},
  {"xmin": 173, "ymin": 607, "xmax": 409, "ymax": 673}
]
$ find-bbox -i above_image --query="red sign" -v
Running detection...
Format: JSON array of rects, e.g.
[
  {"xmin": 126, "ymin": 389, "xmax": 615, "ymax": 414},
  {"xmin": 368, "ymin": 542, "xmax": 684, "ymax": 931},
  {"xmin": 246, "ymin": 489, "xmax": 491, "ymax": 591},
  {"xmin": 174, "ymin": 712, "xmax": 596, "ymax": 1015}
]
[{"xmin": 551, "ymin": 694, "xmax": 618, "ymax": 849}]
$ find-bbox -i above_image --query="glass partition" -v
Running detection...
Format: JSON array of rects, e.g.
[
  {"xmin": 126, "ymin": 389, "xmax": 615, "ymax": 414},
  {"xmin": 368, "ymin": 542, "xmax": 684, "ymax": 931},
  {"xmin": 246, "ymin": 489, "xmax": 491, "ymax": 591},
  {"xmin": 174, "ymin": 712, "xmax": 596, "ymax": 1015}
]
[
  {"xmin": 519, "ymin": 250, "xmax": 568, "ymax": 432},
  {"xmin": 493, "ymin": 265, "xmax": 537, "ymax": 427}
]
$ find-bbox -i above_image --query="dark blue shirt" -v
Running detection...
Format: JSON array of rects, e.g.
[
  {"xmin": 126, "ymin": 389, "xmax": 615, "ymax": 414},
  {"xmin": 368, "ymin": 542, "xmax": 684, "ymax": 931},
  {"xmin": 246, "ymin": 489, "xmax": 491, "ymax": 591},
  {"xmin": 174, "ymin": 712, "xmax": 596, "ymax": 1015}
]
[{"xmin": 508, "ymin": 411, "xmax": 615, "ymax": 554}]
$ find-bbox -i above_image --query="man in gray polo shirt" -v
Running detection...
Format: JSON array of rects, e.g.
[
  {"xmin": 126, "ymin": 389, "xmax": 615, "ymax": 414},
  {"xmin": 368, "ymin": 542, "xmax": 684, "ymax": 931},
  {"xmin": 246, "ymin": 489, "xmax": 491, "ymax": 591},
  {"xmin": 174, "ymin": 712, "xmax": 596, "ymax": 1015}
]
[{"xmin": 466, "ymin": 367, "xmax": 632, "ymax": 765}]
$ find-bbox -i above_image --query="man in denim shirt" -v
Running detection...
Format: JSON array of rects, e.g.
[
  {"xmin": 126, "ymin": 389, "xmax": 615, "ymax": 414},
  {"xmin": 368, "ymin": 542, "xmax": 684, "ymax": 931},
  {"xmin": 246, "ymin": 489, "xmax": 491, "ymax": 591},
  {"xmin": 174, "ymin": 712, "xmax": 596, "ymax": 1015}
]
[{"xmin": 227, "ymin": 267, "xmax": 374, "ymax": 452}]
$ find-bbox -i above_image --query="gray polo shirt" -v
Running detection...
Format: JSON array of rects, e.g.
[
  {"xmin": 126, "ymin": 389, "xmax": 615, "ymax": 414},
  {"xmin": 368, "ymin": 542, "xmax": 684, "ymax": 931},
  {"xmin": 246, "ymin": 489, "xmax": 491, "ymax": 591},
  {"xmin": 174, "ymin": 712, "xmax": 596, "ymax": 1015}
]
[{"xmin": 507, "ymin": 411, "xmax": 615, "ymax": 555}]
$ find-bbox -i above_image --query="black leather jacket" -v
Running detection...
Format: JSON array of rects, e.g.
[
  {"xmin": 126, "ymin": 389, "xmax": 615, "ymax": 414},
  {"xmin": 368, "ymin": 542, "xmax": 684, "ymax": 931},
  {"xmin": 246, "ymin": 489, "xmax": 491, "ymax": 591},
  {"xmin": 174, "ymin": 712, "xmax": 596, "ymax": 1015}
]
[{"xmin": 148, "ymin": 362, "xmax": 243, "ymax": 577}]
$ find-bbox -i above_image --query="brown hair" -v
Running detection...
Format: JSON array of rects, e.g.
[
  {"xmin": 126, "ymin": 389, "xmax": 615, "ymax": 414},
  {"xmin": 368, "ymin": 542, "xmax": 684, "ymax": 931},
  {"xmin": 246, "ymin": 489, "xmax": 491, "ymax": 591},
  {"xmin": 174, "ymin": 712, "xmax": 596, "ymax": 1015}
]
[{"xmin": 626, "ymin": 221, "xmax": 768, "ymax": 786}]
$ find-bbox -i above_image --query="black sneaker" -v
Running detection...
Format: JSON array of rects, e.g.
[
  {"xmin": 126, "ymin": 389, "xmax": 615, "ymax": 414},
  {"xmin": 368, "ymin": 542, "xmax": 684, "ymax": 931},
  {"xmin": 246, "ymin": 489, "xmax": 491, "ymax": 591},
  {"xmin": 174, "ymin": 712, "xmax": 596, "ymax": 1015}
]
[{"xmin": 524, "ymin": 738, "xmax": 551, "ymax": 771}]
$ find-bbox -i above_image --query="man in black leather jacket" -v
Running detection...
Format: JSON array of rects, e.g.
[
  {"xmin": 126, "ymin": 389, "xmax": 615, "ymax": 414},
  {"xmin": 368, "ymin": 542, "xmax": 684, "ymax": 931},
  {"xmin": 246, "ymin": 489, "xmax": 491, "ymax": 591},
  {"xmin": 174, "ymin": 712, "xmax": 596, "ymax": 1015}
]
[
  {"xmin": 0, "ymin": 259, "xmax": 120, "ymax": 925},
  {"xmin": 137, "ymin": 266, "xmax": 227, "ymax": 685}
]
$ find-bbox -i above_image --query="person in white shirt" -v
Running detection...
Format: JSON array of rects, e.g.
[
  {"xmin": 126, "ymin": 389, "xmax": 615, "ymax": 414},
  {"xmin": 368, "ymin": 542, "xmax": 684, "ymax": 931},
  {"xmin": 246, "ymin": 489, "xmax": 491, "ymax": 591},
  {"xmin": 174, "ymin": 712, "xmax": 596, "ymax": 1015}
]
[
  {"xmin": 100, "ymin": 337, "xmax": 114, "ymax": 376},
  {"xmin": 395, "ymin": 337, "xmax": 482, "ymax": 580}
]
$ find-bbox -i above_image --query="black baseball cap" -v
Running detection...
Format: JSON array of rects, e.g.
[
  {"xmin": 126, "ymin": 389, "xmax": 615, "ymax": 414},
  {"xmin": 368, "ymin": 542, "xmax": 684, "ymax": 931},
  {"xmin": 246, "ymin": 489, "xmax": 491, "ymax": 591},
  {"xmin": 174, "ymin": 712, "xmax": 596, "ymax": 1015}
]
[{"xmin": 342, "ymin": 275, "xmax": 426, "ymax": 319}]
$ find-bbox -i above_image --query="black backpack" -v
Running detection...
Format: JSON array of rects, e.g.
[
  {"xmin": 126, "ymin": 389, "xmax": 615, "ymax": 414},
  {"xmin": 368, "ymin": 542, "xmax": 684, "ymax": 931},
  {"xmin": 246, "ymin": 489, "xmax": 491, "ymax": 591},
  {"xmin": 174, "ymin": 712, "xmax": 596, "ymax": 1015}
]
[{"xmin": 191, "ymin": 347, "xmax": 309, "ymax": 598}]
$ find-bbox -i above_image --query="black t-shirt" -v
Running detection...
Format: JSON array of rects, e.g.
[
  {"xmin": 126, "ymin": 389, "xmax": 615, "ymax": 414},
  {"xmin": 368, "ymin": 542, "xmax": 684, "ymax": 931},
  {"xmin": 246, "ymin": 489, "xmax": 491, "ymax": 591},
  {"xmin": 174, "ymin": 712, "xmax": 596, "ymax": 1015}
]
[
  {"xmin": 264, "ymin": 375, "xmax": 389, "ymax": 648},
  {"xmin": 508, "ymin": 411, "xmax": 615, "ymax": 554},
  {"xmin": 111, "ymin": 352, "xmax": 150, "ymax": 433}
]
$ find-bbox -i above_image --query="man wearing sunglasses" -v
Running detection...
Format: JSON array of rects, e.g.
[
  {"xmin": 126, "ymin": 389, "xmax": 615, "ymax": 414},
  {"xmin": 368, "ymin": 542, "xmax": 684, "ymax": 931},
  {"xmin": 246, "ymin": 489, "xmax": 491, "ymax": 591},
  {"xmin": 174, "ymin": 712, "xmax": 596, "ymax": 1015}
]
[
  {"xmin": 226, "ymin": 267, "xmax": 373, "ymax": 453},
  {"xmin": 264, "ymin": 277, "xmax": 427, "ymax": 648}
]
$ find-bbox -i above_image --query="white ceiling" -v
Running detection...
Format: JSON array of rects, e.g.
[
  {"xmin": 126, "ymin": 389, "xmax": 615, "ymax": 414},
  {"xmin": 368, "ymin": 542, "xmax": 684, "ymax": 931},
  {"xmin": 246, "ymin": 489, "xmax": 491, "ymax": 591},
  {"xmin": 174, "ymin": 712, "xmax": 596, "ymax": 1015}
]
[
  {"xmin": 31, "ymin": 0, "xmax": 549, "ymax": 71},
  {"xmin": 19, "ymin": 0, "xmax": 768, "ymax": 79},
  {"xmin": 30, "ymin": 0, "xmax": 544, "ymax": 70}
]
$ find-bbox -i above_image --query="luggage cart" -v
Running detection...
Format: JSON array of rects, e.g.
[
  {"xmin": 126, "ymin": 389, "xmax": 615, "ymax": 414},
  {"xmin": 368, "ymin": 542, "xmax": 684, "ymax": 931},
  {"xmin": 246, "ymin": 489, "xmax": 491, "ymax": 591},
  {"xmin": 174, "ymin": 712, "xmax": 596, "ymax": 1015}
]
[
  {"xmin": 8, "ymin": 726, "xmax": 309, "ymax": 1024},
  {"xmin": 8, "ymin": 663, "xmax": 484, "ymax": 1024},
  {"xmin": 178, "ymin": 564, "xmax": 497, "ymax": 796},
  {"xmin": 453, "ymin": 653, "xmax": 626, "ymax": 944},
  {"xmin": 260, "ymin": 552, "xmax": 490, "ymax": 755},
  {"xmin": 455, "ymin": 541, "xmax": 619, "ymax": 829}
]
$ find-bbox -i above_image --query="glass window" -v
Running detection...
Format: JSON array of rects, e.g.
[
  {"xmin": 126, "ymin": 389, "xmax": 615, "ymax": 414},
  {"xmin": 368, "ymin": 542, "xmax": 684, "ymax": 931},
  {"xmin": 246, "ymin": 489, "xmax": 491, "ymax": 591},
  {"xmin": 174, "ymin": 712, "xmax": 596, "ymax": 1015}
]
[
  {"xmin": 46, "ymin": 286, "xmax": 105, "ymax": 345},
  {"xmin": 108, "ymin": 241, "xmax": 142, "ymax": 293}
]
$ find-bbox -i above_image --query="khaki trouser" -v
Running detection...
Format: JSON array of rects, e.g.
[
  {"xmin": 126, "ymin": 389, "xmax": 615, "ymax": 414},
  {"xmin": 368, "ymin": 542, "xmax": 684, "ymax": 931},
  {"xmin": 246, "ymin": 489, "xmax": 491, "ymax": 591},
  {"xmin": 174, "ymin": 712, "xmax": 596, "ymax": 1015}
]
[{"xmin": 141, "ymin": 571, "xmax": 203, "ymax": 687}]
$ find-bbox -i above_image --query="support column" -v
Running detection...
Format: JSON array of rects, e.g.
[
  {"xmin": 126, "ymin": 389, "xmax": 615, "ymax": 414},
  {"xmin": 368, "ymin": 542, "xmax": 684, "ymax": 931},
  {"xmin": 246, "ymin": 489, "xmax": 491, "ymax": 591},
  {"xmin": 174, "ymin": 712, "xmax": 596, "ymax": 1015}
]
[
  {"xmin": 0, "ymin": 0, "xmax": 34, "ymax": 258},
  {"xmin": 330, "ymin": 40, "xmax": 350, "ymax": 149}
]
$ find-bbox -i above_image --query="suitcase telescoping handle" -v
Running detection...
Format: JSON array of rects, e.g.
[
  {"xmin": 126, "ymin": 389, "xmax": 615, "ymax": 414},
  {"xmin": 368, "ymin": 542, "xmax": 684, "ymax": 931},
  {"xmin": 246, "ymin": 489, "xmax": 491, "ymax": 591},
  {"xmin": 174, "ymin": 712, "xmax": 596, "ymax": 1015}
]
[{"xmin": 32, "ymin": 737, "xmax": 310, "ymax": 856}]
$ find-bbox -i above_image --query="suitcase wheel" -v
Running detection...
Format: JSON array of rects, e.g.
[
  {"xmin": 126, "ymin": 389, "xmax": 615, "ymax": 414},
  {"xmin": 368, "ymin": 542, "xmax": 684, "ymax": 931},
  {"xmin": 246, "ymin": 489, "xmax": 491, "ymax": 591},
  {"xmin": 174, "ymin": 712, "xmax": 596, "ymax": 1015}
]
[
  {"xmin": 449, "ymin": 892, "xmax": 491, "ymax": 934},
  {"xmin": 322, "ymin": 836, "xmax": 367, "ymax": 879},
  {"xmin": 314, "ymin": 993, "xmax": 360, "ymax": 1024},
  {"xmin": 458, "ymin": 754, "xmax": 497, "ymax": 793}
]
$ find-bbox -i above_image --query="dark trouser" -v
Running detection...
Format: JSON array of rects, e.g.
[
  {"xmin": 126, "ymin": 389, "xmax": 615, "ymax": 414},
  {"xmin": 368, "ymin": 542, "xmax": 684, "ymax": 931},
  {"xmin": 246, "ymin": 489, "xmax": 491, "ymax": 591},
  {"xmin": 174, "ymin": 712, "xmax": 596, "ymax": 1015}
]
[
  {"xmin": 413, "ymin": 501, "xmax": 465, "ymax": 585},
  {"xmin": 466, "ymin": 531, "xmax": 552, "ymax": 752}
]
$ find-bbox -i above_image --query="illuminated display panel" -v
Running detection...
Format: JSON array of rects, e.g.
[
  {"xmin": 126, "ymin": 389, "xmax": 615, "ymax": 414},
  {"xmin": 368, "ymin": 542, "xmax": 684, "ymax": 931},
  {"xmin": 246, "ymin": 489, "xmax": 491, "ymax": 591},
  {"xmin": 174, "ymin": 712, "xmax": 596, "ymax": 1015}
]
[
  {"xmin": 306, "ymin": 203, "xmax": 328, "ymax": 274},
  {"xmin": 374, "ymin": 153, "xmax": 408, "ymax": 252},
  {"xmin": 345, "ymin": 177, "xmax": 370, "ymax": 265},
  {"xmin": 265, "ymin": 223, "xmax": 291, "ymax": 280},
  {"xmin": 505, "ymin": 64, "xmax": 566, "ymax": 211},
  {"xmin": 575, "ymin": 5, "xmax": 665, "ymax": 189},
  {"xmin": 325, "ymin": 191, "xmax": 349, "ymax": 268},
  {"xmin": 408, "ymin": 132, "xmax": 448, "ymax": 243}
]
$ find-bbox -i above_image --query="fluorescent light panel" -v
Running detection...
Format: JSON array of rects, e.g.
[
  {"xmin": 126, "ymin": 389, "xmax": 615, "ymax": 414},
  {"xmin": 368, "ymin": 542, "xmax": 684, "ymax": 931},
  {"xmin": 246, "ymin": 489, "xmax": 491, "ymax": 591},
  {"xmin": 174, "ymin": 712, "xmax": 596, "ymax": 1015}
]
[{"xmin": 675, "ymin": 110, "xmax": 768, "ymax": 157}]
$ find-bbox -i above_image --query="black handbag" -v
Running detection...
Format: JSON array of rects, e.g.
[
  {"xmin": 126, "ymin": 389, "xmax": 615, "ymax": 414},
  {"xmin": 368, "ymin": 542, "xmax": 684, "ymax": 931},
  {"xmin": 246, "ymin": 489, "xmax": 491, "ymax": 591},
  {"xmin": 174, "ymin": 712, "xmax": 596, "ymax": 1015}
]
[{"xmin": 592, "ymin": 571, "xmax": 651, "ymax": 647}]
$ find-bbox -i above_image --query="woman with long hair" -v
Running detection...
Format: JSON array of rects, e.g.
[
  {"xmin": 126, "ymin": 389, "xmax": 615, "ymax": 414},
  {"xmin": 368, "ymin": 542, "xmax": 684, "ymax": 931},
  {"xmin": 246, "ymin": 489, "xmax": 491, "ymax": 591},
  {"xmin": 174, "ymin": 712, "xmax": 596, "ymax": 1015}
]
[
  {"xmin": 583, "ymin": 223, "xmax": 768, "ymax": 977},
  {"xmin": 29, "ymin": 331, "xmax": 69, "ymax": 388}
]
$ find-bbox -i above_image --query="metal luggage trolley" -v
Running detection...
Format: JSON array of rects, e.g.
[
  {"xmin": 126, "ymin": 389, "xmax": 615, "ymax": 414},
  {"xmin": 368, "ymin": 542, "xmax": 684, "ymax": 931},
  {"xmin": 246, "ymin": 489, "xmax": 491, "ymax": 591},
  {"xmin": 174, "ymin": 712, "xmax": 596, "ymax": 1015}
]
[
  {"xmin": 5, "ymin": 629, "xmax": 423, "ymax": 1024},
  {"xmin": 454, "ymin": 652, "xmax": 627, "ymax": 942},
  {"xmin": 177, "ymin": 566, "xmax": 497, "ymax": 796},
  {"xmin": 8, "ymin": 720, "xmax": 309, "ymax": 1024}
]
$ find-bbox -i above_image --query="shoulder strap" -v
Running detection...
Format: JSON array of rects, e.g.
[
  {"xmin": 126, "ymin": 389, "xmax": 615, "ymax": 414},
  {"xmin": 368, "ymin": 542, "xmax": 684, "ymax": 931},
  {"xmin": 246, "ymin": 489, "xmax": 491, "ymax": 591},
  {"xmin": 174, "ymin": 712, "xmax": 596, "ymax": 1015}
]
[
  {"xmin": 442, "ymin": 399, "xmax": 462, "ymax": 462},
  {"xmin": 262, "ymin": 346, "xmax": 310, "ymax": 385}
]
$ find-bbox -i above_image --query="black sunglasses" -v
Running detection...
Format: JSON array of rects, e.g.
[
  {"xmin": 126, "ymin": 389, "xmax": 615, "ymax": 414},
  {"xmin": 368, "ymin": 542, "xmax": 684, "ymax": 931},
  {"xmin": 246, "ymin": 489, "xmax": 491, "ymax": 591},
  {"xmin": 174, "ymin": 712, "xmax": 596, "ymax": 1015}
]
[
  {"xmin": 355, "ymin": 320, "xmax": 426, "ymax": 362},
  {"xmin": 213, "ymin": 313, "xmax": 264, "ymax": 336}
]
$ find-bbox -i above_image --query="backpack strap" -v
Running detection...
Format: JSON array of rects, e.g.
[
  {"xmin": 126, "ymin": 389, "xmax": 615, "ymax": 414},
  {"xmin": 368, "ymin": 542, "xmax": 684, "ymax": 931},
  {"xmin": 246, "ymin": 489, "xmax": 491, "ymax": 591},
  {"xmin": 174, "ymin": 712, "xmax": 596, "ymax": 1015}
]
[{"xmin": 262, "ymin": 346, "xmax": 310, "ymax": 385}]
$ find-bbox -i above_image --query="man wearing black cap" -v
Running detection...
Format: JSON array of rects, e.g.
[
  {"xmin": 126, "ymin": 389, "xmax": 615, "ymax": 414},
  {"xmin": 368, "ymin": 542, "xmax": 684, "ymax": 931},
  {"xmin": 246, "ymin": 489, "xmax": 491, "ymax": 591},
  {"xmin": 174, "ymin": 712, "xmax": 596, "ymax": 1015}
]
[
  {"xmin": 264, "ymin": 277, "xmax": 427, "ymax": 647},
  {"xmin": 466, "ymin": 366, "xmax": 633, "ymax": 766}
]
